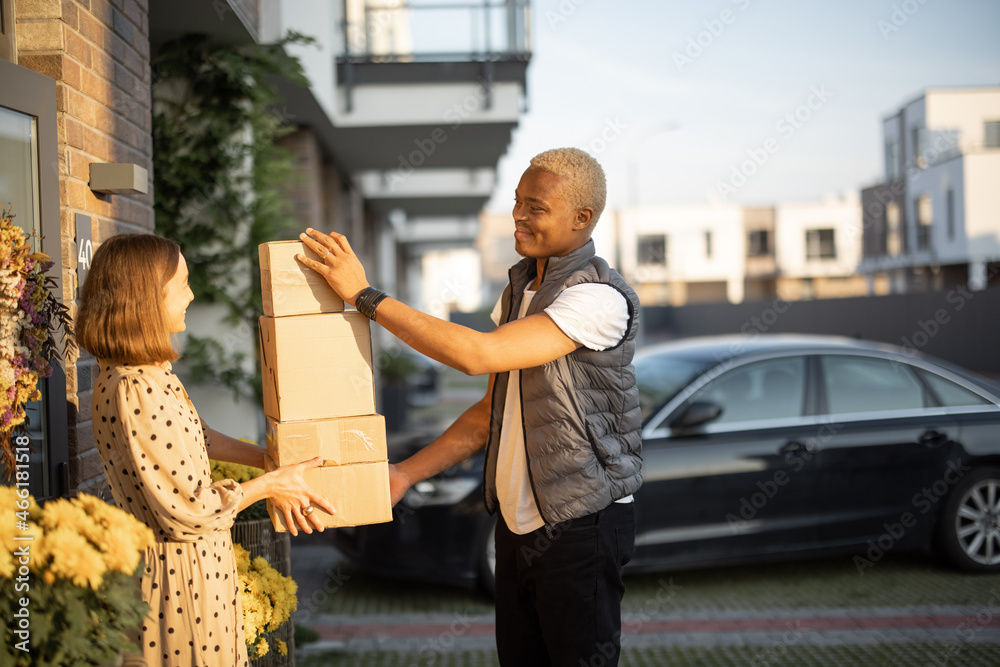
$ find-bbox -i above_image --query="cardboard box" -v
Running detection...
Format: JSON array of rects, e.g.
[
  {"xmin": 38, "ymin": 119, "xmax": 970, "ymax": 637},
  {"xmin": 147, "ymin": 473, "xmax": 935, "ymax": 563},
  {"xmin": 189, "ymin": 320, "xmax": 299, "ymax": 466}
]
[
  {"xmin": 264, "ymin": 455, "xmax": 392, "ymax": 531},
  {"xmin": 259, "ymin": 312, "xmax": 375, "ymax": 422},
  {"xmin": 259, "ymin": 240, "xmax": 344, "ymax": 317},
  {"xmin": 266, "ymin": 414, "xmax": 387, "ymax": 467}
]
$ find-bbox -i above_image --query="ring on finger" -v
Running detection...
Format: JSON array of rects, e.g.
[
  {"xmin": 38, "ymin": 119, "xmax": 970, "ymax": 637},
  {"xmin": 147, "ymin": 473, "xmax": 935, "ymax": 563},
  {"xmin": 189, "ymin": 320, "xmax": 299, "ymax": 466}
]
[{"xmin": 303, "ymin": 506, "xmax": 314, "ymax": 516}]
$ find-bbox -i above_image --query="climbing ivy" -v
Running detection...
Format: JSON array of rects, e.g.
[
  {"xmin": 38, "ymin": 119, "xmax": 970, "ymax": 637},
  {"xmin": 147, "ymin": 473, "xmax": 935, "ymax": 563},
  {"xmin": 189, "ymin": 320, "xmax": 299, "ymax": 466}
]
[{"xmin": 151, "ymin": 32, "xmax": 313, "ymax": 399}]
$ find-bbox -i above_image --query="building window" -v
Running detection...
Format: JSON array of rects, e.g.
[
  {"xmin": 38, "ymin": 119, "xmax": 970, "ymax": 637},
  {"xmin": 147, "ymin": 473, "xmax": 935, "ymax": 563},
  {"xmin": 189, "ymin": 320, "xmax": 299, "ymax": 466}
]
[
  {"xmin": 930, "ymin": 129, "xmax": 960, "ymax": 160},
  {"xmin": 704, "ymin": 231, "xmax": 712, "ymax": 259},
  {"xmin": 862, "ymin": 203, "xmax": 884, "ymax": 259},
  {"xmin": 747, "ymin": 229, "xmax": 771, "ymax": 257},
  {"xmin": 946, "ymin": 189, "xmax": 955, "ymax": 241},
  {"xmin": 912, "ymin": 126, "xmax": 926, "ymax": 167},
  {"xmin": 886, "ymin": 201, "xmax": 901, "ymax": 256},
  {"xmin": 805, "ymin": 229, "xmax": 836, "ymax": 260},
  {"xmin": 885, "ymin": 138, "xmax": 899, "ymax": 181},
  {"xmin": 916, "ymin": 195, "xmax": 932, "ymax": 250},
  {"xmin": 986, "ymin": 120, "xmax": 1000, "ymax": 149},
  {"xmin": 637, "ymin": 234, "xmax": 666, "ymax": 266}
]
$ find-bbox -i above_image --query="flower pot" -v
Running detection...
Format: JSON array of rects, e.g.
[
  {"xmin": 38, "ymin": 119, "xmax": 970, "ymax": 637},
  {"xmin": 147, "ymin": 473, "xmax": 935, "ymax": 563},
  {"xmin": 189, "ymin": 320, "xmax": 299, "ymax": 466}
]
[{"xmin": 232, "ymin": 517, "xmax": 295, "ymax": 666}]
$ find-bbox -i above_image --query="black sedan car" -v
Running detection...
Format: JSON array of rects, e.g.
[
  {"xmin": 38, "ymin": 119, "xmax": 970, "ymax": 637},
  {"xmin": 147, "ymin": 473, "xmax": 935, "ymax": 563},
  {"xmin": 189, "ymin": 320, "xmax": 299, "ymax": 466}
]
[{"xmin": 331, "ymin": 334, "xmax": 1000, "ymax": 592}]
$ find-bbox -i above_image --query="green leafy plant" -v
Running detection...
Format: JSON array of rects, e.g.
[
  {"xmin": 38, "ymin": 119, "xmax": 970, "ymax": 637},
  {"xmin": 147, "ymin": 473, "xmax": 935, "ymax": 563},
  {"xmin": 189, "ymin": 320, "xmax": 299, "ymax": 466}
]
[
  {"xmin": 152, "ymin": 32, "xmax": 314, "ymax": 399},
  {"xmin": 0, "ymin": 489, "xmax": 153, "ymax": 666}
]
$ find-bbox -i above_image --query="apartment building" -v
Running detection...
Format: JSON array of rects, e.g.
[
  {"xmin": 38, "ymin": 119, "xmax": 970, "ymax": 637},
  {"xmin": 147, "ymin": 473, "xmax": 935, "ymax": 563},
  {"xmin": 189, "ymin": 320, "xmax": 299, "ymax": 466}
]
[
  {"xmin": 860, "ymin": 87, "xmax": 1000, "ymax": 294},
  {"xmin": 1, "ymin": 0, "xmax": 528, "ymax": 499},
  {"xmin": 515, "ymin": 195, "xmax": 861, "ymax": 309},
  {"xmin": 772, "ymin": 193, "xmax": 866, "ymax": 301},
  {"xmin": 615, "ymin": 204, "xmax": 746, "ymax": 306},
  {"xmin": 183, "ymin": 1, "xmax": 530, "ymax": 435}
]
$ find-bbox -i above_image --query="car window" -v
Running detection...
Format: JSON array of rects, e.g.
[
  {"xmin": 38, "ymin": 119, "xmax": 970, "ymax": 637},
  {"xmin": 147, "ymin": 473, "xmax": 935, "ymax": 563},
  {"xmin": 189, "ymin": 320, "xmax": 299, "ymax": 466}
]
[
  {"xmin": 636, "ymin": 355, "xmax": 712, "ymax": 421},
  {"xmin": 916, "ymin": 368, "xmax": 992, "ymax": 407},
  {"xmin": 820, "ymin": 355, "xmax": 927, "ymax": 414},
  {"xmin": 687, "ymin": 357, "xmax": 806, "ymax": 425}
]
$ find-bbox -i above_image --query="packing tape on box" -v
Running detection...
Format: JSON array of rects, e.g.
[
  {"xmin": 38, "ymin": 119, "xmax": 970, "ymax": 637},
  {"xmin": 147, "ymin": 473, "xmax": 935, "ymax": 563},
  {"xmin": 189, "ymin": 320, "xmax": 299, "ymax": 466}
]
[
  {"xmin": 277, "ymin": 430, "xmax": 377, "ymax": 452},
  {"xmin": 343, "ymin": 428, "xmax": 378, "ymax": 452}
]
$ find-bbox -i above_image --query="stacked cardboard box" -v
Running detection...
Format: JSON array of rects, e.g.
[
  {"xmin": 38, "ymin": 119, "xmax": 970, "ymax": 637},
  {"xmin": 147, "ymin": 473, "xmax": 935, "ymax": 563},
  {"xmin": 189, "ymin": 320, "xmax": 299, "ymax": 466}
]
[
  {"xmin": 258, "ymin": 240, "xmax": 392, "ymax": 531},
  {"xmin": 260, "ymin": 240, "xmax": 344, "ymax": 317}
]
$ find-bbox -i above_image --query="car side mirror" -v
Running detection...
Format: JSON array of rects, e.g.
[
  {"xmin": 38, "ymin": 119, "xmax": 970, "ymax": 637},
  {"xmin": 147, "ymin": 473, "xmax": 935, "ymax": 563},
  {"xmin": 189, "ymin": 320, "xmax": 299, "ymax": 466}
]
[{"xmin": 669, "ymin": 400, "xmax": 723, "ymax": 429}]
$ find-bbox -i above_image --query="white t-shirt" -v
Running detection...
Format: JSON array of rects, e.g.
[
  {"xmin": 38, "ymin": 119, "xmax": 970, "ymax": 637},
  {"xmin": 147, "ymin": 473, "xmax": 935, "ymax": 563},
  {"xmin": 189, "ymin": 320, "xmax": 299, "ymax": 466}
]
[{"xmin": 490, "ymin": 283, "xmax": 633, "ymax": 535}]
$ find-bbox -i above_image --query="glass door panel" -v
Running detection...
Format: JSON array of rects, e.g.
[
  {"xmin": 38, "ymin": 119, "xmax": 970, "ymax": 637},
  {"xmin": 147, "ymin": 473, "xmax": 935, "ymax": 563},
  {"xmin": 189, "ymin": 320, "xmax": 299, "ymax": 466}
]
[
  {"xmin": 0, "ymin": 105, "xmax": 42, "ymax": 247},
  {"xmin": 1, "ymin": 104, "xmax": 50, "ymax": 497}
]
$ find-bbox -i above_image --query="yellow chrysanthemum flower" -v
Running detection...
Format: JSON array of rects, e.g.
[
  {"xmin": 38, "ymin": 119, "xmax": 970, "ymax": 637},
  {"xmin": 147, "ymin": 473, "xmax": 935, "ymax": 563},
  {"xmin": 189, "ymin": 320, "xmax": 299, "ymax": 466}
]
[
  {"xmin": 234, "ymin": 542, "xmax": 252, "ymax": 571},
  {"xmin": 37, "ymin": 526, "xmax": 107, "ymax": 590},
  {"xmin": 90, "ymin": 500, "xmax": 154, "ymax": 573},
  {"xmin": 102, "ymin": 533, "xmax": 143, "ymax": 574},
  {"xmin": 39, "ymin": 497, "xmax": 91, "ymax": 536},
  {"xmin": 210, "ymin": 458, "xmax": 264, "ymax": 484},
  {"xmin": 0, "ymin": 484, "xmax": 40, "ymax": 518},
  {"xmin": 234, "ymin": 540, "xmax": 299, "ymax": 658},
  {"xmin": 2, "ymin": 491, "xmax": 157, "ymax": 589},
  {"xmin": 0, "ymin": 488, "xmax": 44, "ymax": 580}
]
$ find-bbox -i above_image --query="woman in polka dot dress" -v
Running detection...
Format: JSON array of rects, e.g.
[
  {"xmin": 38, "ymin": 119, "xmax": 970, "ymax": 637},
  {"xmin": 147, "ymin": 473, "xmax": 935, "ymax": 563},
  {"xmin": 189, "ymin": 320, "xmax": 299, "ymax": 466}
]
[{"xmin": 77, "ymin": 234, "xmax": 335, "ymax": 667}]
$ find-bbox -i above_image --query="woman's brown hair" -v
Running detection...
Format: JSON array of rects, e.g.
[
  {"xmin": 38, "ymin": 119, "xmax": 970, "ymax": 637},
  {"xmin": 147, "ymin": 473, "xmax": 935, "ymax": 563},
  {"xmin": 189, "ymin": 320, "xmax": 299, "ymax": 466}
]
[{"xmin": 76, "ymin": 234, "xmax": 182, "ymax": 365}]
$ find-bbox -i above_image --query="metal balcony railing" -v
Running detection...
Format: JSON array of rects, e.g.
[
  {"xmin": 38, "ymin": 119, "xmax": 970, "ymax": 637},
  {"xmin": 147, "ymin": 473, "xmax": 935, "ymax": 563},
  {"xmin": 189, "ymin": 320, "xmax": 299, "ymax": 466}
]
[{"xmin": 339, "ymin": 0, "xmax": 531, "ymax": 63}]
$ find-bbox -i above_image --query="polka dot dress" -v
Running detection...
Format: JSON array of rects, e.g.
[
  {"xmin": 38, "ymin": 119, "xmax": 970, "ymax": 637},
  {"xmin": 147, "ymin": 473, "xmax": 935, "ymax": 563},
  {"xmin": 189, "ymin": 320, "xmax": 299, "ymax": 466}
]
[{"xmin": 93, "ymin": 363, "xmax": 249, "ymax": 667}]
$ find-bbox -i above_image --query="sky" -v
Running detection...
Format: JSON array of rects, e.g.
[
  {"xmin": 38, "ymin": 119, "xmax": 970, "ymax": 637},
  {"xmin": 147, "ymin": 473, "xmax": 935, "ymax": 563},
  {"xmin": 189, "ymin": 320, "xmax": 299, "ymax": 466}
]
[{"xmin": 484, "ymin": 0, "xmax": 1000, "ymax": 214}]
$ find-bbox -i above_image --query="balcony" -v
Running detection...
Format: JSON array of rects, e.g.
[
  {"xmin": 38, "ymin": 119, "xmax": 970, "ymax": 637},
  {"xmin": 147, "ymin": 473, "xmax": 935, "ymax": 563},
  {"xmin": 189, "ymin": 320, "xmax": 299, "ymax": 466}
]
[
  {"xmin": 338, "ymin": 0, "xmax": 530, "ymax": 92},
  {"xmin": 149, "ymin": 0, "xmax": 280, "ymax": 49},
  {"xmin": 149, "ymin": 0, "xmax": 530, "ymax": 251},
  {"xmin": 333, "ymin": 0, "xmax": 531, "ymax": 221}
]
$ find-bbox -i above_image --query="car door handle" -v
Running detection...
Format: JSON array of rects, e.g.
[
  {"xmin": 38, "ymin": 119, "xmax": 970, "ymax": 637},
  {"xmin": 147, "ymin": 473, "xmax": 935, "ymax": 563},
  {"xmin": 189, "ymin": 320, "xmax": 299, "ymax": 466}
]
[
  {"xmin": 780, "ymin": 441, "xmax": 815, "ymax": 456},
  {"xmin": 918, "ymin": 430, "xmax": 948, "ymax": 448}
]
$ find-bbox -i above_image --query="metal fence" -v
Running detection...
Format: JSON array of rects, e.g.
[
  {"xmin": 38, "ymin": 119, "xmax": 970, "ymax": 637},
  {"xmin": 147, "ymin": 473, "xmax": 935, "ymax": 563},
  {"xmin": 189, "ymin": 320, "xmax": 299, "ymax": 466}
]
[{"xmin": 640, "ymin": 286, "xmax": 1000, "ymax": 377}]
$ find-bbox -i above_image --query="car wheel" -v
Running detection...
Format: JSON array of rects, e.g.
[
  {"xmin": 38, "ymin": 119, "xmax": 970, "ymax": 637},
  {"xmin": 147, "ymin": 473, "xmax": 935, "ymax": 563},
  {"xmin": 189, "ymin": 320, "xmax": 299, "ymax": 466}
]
[
  {"xmin": 938, "ymin": 466, "xmax": 1000, "ymax": 573},
  {"xmin": 478, "ymin": 516, "xmax": 497, "ymax": 596}
]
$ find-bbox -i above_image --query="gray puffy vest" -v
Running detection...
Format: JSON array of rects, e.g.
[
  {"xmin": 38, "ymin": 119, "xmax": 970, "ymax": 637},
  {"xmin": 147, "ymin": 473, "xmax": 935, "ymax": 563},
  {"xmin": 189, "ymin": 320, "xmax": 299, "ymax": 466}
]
[{"xmin": 483, "ymin": 240, "xmax": 643, "ymax": 525}]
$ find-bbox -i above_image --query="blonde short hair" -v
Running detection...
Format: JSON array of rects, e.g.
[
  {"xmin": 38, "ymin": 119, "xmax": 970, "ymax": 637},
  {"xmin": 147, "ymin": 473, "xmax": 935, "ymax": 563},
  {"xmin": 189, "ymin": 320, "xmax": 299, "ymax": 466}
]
[
  {"xmin": 76, "ymin": 234, "xmax": 181, "ymax": 366},
  {"xmin": 529, "ymin": 147, "xmax": 607, "ymax": 224}
]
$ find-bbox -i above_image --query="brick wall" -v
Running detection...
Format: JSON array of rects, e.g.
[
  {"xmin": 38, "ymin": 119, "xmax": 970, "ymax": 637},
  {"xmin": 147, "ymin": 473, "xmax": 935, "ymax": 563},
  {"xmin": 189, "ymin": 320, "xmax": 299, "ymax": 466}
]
[
  {"xmin": 276, "ymin": 126, "xmax": 354, "ymax": 239},
  {"xmin": 277, "ymin": 127, "xmax": 324, "ymax": 233},
  {"xmin": 15, "ymin": 0, "xmax": 153, "ymax": 495}
]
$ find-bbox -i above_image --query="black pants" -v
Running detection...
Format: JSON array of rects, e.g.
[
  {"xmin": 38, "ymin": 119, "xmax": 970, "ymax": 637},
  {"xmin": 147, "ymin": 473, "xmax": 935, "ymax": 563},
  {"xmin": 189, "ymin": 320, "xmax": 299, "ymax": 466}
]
[{"xmin": 494, "ymin": 501, "xmax": 636, "ymax": 667}]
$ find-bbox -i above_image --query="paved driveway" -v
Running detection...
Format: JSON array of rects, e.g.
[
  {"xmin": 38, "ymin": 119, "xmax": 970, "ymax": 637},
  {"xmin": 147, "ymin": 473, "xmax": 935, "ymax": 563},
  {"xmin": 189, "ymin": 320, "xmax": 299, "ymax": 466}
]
[
  {"xmin": 289, "ymin": 534, "xmax": 1000, "ymax": 666},
  {"xmin": 288, "ymin": 370, "xmax": 1000, "ymax": 665}
]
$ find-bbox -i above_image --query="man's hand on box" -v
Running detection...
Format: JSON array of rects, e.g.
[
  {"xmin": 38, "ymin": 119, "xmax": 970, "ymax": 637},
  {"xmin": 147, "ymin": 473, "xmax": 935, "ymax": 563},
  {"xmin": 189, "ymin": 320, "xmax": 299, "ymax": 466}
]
[
  {"xmin": 297, "ymin": 228, "xmax": 370, "ymax": 307},
  {"xmin": 388, "ymin": 464, "xmax": 413, "ymax": 508},
  {"xmin": 266, "ymin": 456, "xmax": 336, "ymax": 536}
]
